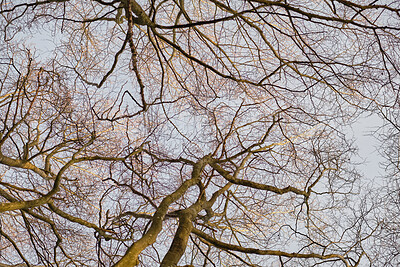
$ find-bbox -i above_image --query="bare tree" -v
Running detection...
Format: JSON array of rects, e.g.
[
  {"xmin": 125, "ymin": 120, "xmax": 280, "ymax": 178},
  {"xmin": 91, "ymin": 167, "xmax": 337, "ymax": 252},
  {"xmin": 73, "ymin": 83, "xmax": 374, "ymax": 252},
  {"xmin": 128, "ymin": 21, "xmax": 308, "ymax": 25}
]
[
  {"xmin": 0, "ymin": 1, "xmax": 399, "ymax": 266},
  {"xmin": 363, "ymin": 111, "xmax": 400, "ymax": 266}
]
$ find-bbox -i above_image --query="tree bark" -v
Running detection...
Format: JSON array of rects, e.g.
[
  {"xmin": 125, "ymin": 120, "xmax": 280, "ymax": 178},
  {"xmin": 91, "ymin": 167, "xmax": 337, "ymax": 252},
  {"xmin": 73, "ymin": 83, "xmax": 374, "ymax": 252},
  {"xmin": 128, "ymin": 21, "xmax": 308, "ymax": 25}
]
[{"xmin": 160, "ymin": 213, "xmax": 195, "ymax": 267}]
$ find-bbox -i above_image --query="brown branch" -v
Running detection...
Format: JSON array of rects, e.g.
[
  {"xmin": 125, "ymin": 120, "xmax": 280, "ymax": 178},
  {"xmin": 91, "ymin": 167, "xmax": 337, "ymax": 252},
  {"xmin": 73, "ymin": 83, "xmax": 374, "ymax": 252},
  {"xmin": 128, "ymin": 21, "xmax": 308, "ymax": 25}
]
[
  {"xmin": 192, "ymin": 228, "xmax": 350, "ymax": 266},
  {"xmin": 209, "ymin": 161, "xmax": 308, "ymax": 197},
  {"xmin": 114, "ymin": 155, "xmax": 211, "ymax": 266}
]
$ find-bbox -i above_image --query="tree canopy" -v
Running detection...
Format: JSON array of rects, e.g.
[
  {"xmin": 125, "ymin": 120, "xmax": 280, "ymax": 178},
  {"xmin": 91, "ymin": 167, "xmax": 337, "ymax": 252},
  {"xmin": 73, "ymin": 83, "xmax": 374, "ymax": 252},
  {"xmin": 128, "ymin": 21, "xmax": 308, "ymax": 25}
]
[{"xmin": 0, "ymin": 0, "xmax": 400, "ymax": 266}]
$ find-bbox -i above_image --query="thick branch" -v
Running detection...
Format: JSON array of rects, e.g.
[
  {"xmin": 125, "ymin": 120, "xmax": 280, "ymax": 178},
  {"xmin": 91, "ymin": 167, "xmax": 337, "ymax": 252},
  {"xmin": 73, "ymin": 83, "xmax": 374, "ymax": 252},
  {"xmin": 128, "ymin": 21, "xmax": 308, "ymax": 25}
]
[
  {"xmin": 192, "ymin": 228, "xmax": 350, "ymax": 267},
  {"xmin": 209, "ymin": 162, "xmax": 308, "ymax": 197},
  {"xmin": 161, "ymin": 212, "xmax": 196, "ymax": 267},
  {"xmin": 114, "ymin": 155, "xmax": 210, "ymax": 266}
]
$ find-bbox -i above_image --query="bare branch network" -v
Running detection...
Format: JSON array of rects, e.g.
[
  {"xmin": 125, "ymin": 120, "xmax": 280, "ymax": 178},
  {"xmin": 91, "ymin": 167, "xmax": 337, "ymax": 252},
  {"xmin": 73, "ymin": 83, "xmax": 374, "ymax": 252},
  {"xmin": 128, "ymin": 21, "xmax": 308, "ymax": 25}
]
[{"xmin": 0, "ymin": 0, "xmax": 399, "ymax": 266}]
